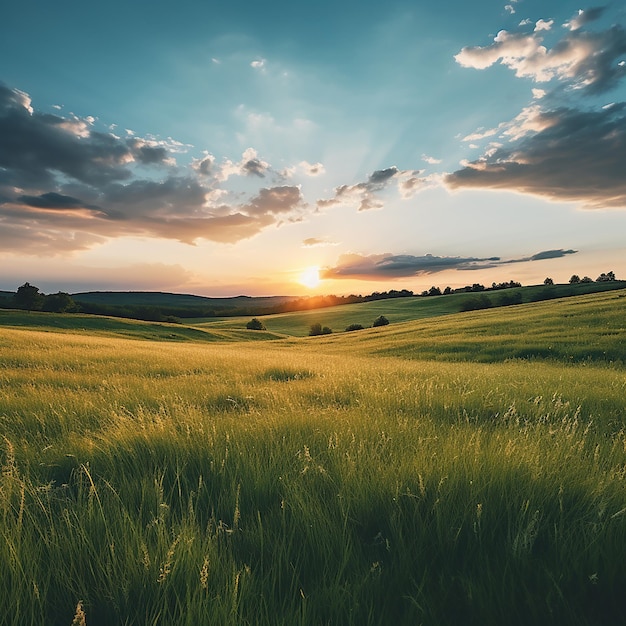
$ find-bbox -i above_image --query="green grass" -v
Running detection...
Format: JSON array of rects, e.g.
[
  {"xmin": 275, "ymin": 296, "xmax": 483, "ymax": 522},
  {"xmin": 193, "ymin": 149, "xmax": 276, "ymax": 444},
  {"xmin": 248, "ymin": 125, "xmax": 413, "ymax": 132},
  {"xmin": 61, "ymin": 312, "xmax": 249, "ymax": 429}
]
[
  {"xmin": 193, "ymin": 282, "xmax": 626, "ymax": 337},
  {"xmin": 1, "ymin": 291, "xmax": 625, "ymax": 625},
  {"xmin": 294, "ymin": 289, "xmax": 626, "ymax": 365},
  {"xmin": 0, "ymin": 310, "xmax": 283, "ymax": 343}
]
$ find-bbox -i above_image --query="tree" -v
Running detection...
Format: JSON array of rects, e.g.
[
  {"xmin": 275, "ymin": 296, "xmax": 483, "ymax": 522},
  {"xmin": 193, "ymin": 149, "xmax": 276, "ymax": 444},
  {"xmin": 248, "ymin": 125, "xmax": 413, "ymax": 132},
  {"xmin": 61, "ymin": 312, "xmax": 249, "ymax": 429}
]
[
  {"xmin": 544, "ymin": 277, "xmax": 554, "ymax": 286},
  {"xmin": 569, "ymin": 275, "xmax": 580, "ymax": 284},
  {"xmin": 321, "ymin": 326, "xmax": 333, "ymax": 335},
  {"xmin": 42, "ymin": 292, "xmax": 77, "ymax": 313},
  {"xmin": 428, "ymin": 286, "xmax": 442, "ymax": 296},
  {"xmin": 443, "ymin": 286, "xmax": 453, "ymax": 295},
  {"xmin": 581, "ymin": 276, "xmax": 594, "ymax": 283},
  {"xmin": 309, "ymin": 323, "xmax": 323, "ymax": 336},
  {"xmin": 13, "ymin": 283, "xmax": 44, "ymax": 311},
  {"xmin": 246, "ymin": 318, "xmax": 266, "ymax": 330},
  {"xmin": 372, "ymin": 315, "xmax": 390, "ymax": 327},
  {"xmin": 597, "ymin": 271, "xmax": 616, "ymax": 282}
]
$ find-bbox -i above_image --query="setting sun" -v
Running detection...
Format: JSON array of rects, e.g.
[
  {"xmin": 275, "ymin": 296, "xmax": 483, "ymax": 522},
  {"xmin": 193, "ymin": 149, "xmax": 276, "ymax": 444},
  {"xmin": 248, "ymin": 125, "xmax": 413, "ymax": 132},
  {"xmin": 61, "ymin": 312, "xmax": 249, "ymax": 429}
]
[{"xmin": 298, "ymin": 266, "xmax": 321, "ymax": 289}]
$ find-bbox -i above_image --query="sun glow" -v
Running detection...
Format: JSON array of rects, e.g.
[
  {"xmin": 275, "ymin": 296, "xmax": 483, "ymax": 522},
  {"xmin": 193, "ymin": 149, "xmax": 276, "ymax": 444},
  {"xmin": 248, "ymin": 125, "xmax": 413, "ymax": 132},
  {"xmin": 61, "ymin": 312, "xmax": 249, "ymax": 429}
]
[{"xmin": 298, "ymin": 266, "xmax": 321, "ymax": 289}]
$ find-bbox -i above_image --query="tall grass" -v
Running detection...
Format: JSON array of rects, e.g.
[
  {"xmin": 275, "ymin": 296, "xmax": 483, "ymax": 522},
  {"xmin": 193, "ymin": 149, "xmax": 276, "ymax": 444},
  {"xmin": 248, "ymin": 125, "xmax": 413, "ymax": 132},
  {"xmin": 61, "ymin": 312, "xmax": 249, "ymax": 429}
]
[{"xmin": 1, "ymin": 298, "xmax": 625, "ymax": 624}]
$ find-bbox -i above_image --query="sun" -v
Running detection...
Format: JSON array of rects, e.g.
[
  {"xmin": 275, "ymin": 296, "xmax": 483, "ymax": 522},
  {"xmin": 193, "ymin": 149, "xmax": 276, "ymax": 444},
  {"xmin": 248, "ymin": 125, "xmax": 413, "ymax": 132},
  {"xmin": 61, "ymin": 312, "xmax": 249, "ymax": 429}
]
[{"xmin": 298, "ymin": 266, "xmax": 321, "ymax": 289}]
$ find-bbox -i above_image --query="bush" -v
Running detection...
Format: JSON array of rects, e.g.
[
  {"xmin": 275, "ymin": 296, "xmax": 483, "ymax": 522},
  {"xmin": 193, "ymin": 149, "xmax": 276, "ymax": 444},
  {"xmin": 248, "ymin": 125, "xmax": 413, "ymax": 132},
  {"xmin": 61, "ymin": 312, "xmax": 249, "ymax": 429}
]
[
  {"xmin": 459, "ymin": 294, "xmax": 492, "ymax": 312},
  {"xmin": 372, "ymin": 315, "xmax": 389, "ymax": 327},
  {"xmin": 321, "ymin": 326, "xmax": 333, "ymax": 335},
  {"xmin": 345, "ymin": 323, "xmax": 365, "ymax": 332},
  {"xmin": 497, "ymin": 292, "xmax": 522, "ymax": 306},
  {"xmin": 246, "ymin": 318, "xmax": 266, "ymax": 330},
  {"xmin": 309, "ymin": 323, "xmax": 323, "ymax": 336}
]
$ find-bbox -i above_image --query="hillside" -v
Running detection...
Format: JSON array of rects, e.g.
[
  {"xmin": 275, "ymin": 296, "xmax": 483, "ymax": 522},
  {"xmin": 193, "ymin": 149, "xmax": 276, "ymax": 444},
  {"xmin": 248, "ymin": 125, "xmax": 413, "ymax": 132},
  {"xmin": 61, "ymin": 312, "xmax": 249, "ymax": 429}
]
[
  {"xmin": 71, "ymin": 290, "xmax": 297, "ymax": 310},
  {"xmin": 196, "ymin": 281, "xmax": 626, "ymax": 337},
  {"xmin": 0, "ymin": 310, "xmax": 283, "ymax": 343},
  {"xmin": 3, "ymin": 288, "xmax": 625, "ymax": 367}
]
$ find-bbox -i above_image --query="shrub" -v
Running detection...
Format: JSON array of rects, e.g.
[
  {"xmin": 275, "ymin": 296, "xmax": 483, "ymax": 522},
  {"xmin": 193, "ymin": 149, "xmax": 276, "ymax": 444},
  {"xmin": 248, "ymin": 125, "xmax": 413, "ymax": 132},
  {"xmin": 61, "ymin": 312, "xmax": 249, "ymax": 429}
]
[
  {"xmin": 372, "ymin": 315, "xmax": 390, "ymax": 327},
  {"xmin": 309, "ymin": 323, "xmax": 323, "ymax": 336},
  {"xmin": 246, "ymin": 318, "xmax": 266, "ymax": 330},
  {"xmin": 459, "ymin": 294, "xmax": 492, "ymax": 312},
  {"xmin": 345, "ymin": 323, "xmax": 365, "ymax": 332}
]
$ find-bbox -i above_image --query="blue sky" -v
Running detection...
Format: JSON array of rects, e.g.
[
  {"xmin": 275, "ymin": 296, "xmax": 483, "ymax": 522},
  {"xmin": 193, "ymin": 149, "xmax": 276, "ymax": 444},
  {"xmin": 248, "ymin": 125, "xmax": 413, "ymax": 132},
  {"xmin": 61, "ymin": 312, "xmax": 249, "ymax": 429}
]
[{"xmin": 1, "ymin": 0, "xmax": 626, "ymax": 295}]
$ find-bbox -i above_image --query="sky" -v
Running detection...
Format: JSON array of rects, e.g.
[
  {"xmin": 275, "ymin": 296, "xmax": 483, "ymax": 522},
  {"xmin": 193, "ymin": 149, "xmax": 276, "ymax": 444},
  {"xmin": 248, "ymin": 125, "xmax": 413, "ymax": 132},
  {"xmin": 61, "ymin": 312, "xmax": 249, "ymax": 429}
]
[{"xmin": 1, "ymin": 0, "xmax": 626, "ymax": 296}]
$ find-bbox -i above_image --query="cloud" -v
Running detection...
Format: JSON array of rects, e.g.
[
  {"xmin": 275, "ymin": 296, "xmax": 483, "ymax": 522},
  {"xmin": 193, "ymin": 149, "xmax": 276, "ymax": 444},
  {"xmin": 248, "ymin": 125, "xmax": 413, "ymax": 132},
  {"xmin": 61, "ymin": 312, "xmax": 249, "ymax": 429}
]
[
  {"xmin": 321, "ymin": 253, "xmax": 501, "ymax": 280},
  {"xmin": 446, "ymin": 104, "xmax": 626, "ymax": 209},
  {"xmin": 564, "ymin": 7, "xmax": 607, "ymax": 31},
  {"xmin": 422, "ymin": 154, "xmax": 442, "ymax": 164},
  {"xmin": 322, "ymin": 249, "xmax": 578, "ymax": 280},
  {"xmin": 317, "ymin": 166, "xmax": 428, "ymax": 211},
  {"xmin": 0, "ymin": 81, "xmax": 316, "ymax": 253},
  {"xmin": 302, "ymin": 237, "xmax": 337, "ymax": 247},
  {"xmin": 243, "ymin": 186, "xmax": 304, "ymax": 216},
  {"xmin": 18, "ymin": 191, "xmax": 101, "ymax": 212},
  {"xmin": 534, "ymin": 19, "xmax": 554, "ymax": 32},
  {"xmin": 191, "ymin": 153, "xmax": 216, "ymax": 176},
  {"xmin": 455, "ymin": 23, "xmax": 626, "ymax": 94},
  {"xmin": 251, "ymin": 59, "xmax": 266, "ymax": 69},
  {"xmin": 215, "ymin": 148, "xmax": 270, "ymax": 181},
  {"xmin": 529, "ymin": 249, "xmax": 577, "ymax": 261}
]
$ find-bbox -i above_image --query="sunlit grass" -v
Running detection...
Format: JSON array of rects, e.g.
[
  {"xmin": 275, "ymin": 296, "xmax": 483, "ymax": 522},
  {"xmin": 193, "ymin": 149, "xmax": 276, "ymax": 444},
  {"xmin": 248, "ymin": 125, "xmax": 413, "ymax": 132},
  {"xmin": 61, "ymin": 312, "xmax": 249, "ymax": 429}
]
[{"xmin": 1, "ymin": 292, "xmax": 626, "ymax": 624}]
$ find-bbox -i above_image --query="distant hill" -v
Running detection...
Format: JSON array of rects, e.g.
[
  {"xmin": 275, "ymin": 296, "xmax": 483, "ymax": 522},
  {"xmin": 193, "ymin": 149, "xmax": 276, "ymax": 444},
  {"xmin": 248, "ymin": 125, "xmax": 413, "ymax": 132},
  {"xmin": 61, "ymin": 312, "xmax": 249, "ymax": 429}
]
[{"xmin": 71, "ymin": 291, "xmax": 298, "ymax": 309}]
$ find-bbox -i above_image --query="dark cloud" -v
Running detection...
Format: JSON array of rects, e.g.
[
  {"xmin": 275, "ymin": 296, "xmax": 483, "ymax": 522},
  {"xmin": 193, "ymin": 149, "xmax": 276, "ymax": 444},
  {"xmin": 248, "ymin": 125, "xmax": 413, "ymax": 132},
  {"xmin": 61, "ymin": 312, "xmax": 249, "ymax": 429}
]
[
  {"xmin": 368, "ymin": 167, "xmax": 399, "ymax": 186},
  {"xmin": 192, "ymin": 155, "xmax": 215, "ymax": 176},
  {"xmin": 242, "ymin": 158, "xmax": 268, "ymax": 177},
  {"xmin": 565, "ymin": 6, "xmax": 607, "ymax": 31},
  {"xmin": 321, "ymin": 253, "xmax": 502, "ymax": 280},
  {"xmin": 102, "ymin": 176, "xmax": 208, "ymax": 219},
  {"xmin": 317, "ymin": 165, "xmax": 416, "ymax": 211},
  {"xmin": 322, "ymin": 249, "xmax": 578, "ymax": 280},
  {"xmin": 446, "ymin": 104, "xmax": 626, "ymax": 208},
  {"xmin": 127, "ymin": 138, "xmax": 170, "ymax": 165},
  {"xmin": 18, "ymin": 192, "xmax": 101, "ymax": 212},
  {"xmin": 0, "ymin": 82, "xmax": 309, "ymax": 252},
  {"xmin": 0, "ymin": 86, "xmax": 134, "ymax": 187},
  {"xmin": 529, "ymin": 249, "xmax": 577, "ymax": 261},
  {"xmin": 245, "ymin": 186, "xmax": 303, "ymax": 215}
]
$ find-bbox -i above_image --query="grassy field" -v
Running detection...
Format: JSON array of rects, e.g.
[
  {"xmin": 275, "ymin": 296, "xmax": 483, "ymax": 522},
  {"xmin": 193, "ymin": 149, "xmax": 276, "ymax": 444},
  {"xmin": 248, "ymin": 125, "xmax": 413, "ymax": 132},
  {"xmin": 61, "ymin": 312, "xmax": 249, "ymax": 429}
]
[
  {"xmin": 1, "ymin": 291, "xmax": 625, "ymax": 625},
  {"xmin": 193, "ymin": 281, "xmax": 626, "ymax": 337},
  {"xmin": 0, "ymin": 310, "xmax": 283, "ymax": 343}
]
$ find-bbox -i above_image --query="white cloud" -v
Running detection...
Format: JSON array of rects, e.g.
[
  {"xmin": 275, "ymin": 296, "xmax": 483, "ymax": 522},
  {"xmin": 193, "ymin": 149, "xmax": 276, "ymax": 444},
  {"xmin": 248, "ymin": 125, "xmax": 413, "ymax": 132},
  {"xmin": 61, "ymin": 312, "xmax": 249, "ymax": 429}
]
[
  {"xmin": 462, "ymin": 127, "xmax": 500, "ymax": 142},
  {"xmin": 534, "ymin": 19, "xmax": 554, "ymax": 32},
  {"xmin": 455, "ymin": 24, "xmax": 626, "ymax": 93},
  {"xmin": 251, "ymin": 58, "xmax": 266, "ymax": 69}
]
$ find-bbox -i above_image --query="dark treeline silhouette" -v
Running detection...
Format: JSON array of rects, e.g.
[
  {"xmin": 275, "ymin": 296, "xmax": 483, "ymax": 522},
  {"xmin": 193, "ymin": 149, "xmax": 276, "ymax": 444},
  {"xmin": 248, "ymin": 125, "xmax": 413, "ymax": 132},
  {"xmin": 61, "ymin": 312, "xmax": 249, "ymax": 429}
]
[{"xmin": 1, "ymin": 285, "xmax": 416, "ymax": 321}]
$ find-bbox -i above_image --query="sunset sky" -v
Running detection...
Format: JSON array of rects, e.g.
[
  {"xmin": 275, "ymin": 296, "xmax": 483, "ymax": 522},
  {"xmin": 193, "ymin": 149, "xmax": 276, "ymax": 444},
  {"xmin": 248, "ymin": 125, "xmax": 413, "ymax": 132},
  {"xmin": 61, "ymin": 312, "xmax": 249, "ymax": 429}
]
[{"xmin": 1, "ymin": 0, "xmax": 626, "ymax": 296}]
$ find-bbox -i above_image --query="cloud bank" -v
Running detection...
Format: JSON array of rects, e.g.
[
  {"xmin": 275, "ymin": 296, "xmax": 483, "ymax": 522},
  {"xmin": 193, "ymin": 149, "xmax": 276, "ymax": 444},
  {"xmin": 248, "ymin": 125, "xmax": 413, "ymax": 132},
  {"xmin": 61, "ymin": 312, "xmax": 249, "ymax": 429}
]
[
  {"xmin": 321, "ymin": 249, "xmax": 577, "ymax": 280},
  {"xmin": 0, "ymin": 82, "xmax": 309, "ymax": 254},
  {"xmin": 449, "ymin": 10, "xmax": 626, "ymax": 209}
]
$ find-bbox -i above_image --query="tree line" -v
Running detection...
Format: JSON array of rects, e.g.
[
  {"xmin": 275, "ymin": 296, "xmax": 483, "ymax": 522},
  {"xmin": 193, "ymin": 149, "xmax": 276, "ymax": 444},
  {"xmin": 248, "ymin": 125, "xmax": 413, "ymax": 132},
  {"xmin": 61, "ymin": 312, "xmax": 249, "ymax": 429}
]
[{"xmin": 2, "ymin": 273, "xmax": 621, "ymax": 322}]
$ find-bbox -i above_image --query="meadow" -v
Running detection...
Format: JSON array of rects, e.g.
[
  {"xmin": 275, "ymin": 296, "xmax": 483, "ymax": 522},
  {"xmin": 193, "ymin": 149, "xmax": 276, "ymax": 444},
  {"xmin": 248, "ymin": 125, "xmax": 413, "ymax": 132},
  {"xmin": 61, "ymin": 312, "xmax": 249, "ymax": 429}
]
[{"xmin": 1, "ymin": 290, "xmax": 625, "ymax": 625}]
